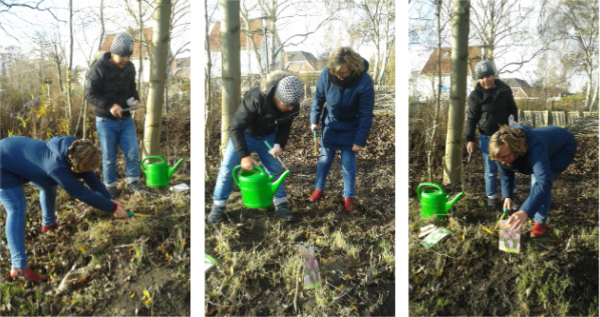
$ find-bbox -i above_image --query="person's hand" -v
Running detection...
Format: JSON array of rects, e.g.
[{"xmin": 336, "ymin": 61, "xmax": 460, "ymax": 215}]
[
  {"xmin": 466, "ymin": 141, "xmax": 474, "ymax": 154},
  {"xmin": 112, "ymin": 200, "xmax": 124, "ymax": 208},
  {"xmin": 113, "ymin": 205, "xmax": 128, "ymax": 218},
  {"xmin": 507, "ymin": 211, "xmax": 528, "ymax": 231},
  {"xmin": 310, "ymin": 124, "xmax": 319, "ymax": 132},
  {"xmin": 503, "ymin": 198, "xmax": 513, "ymax": 211},
  {"xmin": 241, "ymin": 156, "xmax": 260, "ymax": 171},
  {"xmin": 271, "ymin": 147, "xmax": 283, "ymax": 158},
  {"xmin": 133, "ymin": 100, "xmax": 140, "ymax": 107},
  {"xmin": 110, "ymin": 104, "xmax": 123, "ymax": 118},
  {"xmin": 352, "ymin": 144, "xmax": 363, "ymax": 152}
]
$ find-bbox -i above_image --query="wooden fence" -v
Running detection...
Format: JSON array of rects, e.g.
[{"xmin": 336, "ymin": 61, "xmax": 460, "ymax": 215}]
[{"xmin": 519, "ymin": 110, "xmax": 598, "ymax": 128}]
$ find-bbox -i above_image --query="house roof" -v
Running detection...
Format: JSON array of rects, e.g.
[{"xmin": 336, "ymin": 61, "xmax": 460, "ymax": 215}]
[
  {"xmin": 420, "ymin": 46, "xmax": 482, "ymax": 75},
  {"xmin": 100, "ymin": 27, "xmax": 153, "ymax": 58},
  {"xmin": 284, "ymin": 51, "xmax": 318, "ymax": 71},
  {"xmin": 208, "ymin": 18, "xmax": 266, "ymax": 50},
  {"xmin": 502, "ymin": 78, "xmax": 532, "ymax": 96}
]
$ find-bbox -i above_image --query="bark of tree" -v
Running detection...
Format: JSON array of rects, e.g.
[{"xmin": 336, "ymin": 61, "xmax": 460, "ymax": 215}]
[
  {"xmin": 443, "ymin": 0, "xmax": 470, "ymax": 185},
  {"xmin": 98, "ymin": 0, "xmax": 105, "ymax": 51},
  {"xmin": 426, "ymin": 0, "xmax": 443, "ymax": 183},
  {"xmin": 219, "ymin": 0, "xmax": 241, "ymax": 157},
  {"xmin": 137, "ymin": 0, "xmax": 144, "ymax": 95},
  {"xmin": 66, "ymin": 0, "xmax": 73, "ymax": 134},
  {"xmin": 142, "ymin": 0, "xmax": 171, "ymax": 157}
]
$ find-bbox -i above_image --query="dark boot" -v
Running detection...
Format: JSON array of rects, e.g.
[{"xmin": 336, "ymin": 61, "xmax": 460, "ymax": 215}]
[
  {"xmin": 207, "ymin": 205, "xmax": 226, "ymax": 224},
  {"xmin": 276, "ymin": 202, "xmax": 293, "ymax": 221},
  {"xmin": 128, "ymin": 181, "xmax": 144, "ymax": 194},
  {"xmin": 487, "ymin": 197, "xmax": 497, "ymax": 212},
  {"xmin": 107, "ymin": 187, "xmax": 118, "ymax": 199}
]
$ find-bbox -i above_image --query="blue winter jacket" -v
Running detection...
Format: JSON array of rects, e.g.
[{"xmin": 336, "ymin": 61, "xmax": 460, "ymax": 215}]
[
  {"xmin": 499, "ymin": 125, "xmax": 577, "ymax": 218},
  {"xmin": 310, "ymin": 60, "xmax": 375, "ymax": 150},
  {"xmin": 0, "ymin": 136, "xmax": 114, "ymax": 212}
]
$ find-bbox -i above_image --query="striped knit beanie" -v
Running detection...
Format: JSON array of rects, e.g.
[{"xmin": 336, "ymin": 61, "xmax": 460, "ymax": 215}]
[
  {"xmin": 275, "ymin": 76, "xmax": 305, "ymax": 107},
  {"xmin": 110, "ymin": 33, "xmax": 134, "ymax": 56}
]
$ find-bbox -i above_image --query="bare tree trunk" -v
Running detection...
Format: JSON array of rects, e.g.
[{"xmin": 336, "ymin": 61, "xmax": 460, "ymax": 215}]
[
  {"xmin": 585, "ymin": 65, "xmax": 592, "ymax": 111},
  {"xmin": 443, "ymin": 0, "xmax": 470, "ymax": 185},
  {"xmin": 137, "ymin": 0, "xmax": 144, "ymax": 95},
  {"xmin": 205, "ymin": 0, "xmax": 213, "ymax": 176},
  {"xmin": 142, "ymin": 0, "xmax": 171, "ymax": 157},
  {"xmin": 66, "ymin": 0, "xmax": 74, "ymax": 134},
  {"xmin": 220, "ymin": 0, "xmax": 241, "ymax": 157},
  {"xmin": 98, "ymin": 0, "xmax": 105, "ymax": 51},
  {"xmin": 426, "ymin": 0, "xmax": 443, "ymax": 183},
  {"xmin": 377, "ymin": 1, "xmax": 393, "ymax": 85}
]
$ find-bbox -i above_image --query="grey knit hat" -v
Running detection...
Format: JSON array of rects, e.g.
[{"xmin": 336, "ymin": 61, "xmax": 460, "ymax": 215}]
[
  {"xmin": 110, "ymin": 33, "xmax": 134, "ymax": 56},
  {"xmin": 475, "ymin": 60, "xmax": 495, "ymax": 79},
  {"xmin": 275, "ymin": 76, "xmax": 305, "ymax": 107}
]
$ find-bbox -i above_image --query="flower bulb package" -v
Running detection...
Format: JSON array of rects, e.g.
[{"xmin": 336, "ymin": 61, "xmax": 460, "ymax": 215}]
[
  {"xmin": 299, "ymin": 245, "xmax": 322, "ymax": 289},
  {"xmin": 499, "ymin": 220, "xmax": 521, "ymax": 253}
]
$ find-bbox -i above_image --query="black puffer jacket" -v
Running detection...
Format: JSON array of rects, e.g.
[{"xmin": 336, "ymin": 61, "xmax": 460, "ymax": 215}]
[
  {"xmin": 84, "ymin": 52, "xmax": 140, "ymax": 120},
  {"xmin": 466, "ymin": 79, "xmax": 519, "ymax": 142},
  {"xmin": 229, "ymin": 71, "xmax": 300, "ymax": 159}
]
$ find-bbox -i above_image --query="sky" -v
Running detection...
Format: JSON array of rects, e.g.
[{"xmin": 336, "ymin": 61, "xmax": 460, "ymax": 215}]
[
  {"xmin": 205, "ymin": 0, "xmax": 384, "ymax": 66},
  {"xmin": 408, "ymin": 0, "xmax": 594, "ymax": 93},
  {"xmin": 1, "ymin": 0, "xmax": 190, "ymax": 68}
]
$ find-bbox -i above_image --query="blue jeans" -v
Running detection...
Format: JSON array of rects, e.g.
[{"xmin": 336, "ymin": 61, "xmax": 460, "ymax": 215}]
[
  {"xmin": 529, "ymin": 136, "xmax": 576, "ymax": 224},
  {"xmin": 480, "ymin": 134, "xmax": 515, "ymax": 198},
  {"xmin": 314, "ymin": 146, "xmax": 357, "ymax": 198},
  {"xmin": 96, "ymin": 117, "xmax": 140, "ymax": 187},
  {"xmin": 0, "ymin": 186, "xmax": 30, "ymax": 269},
  {"xmin": 213, "ymin": 131, "xmax": 287, "ymax": 207},
  {"xmin": 530, "ymin": 174, "xmax": 554, "ymax": 224}
]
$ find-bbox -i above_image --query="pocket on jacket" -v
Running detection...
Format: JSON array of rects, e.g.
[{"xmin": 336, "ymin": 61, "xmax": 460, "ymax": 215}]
[{"xmin": 478, "ymin": 112, "xmax": 497, "ymax": 132}]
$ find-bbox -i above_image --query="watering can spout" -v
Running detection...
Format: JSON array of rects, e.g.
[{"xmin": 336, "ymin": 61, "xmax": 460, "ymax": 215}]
[
  {"xmin": 270, "ymin": 170, "xmax": 290, "ymax": 197},
  {"xmin": 446, "ymin": 192, "xmax": 464, "ymax": 212},
  {"xmin": 168, "ymin": 158, "xmax": 185, "ymax": 180}
]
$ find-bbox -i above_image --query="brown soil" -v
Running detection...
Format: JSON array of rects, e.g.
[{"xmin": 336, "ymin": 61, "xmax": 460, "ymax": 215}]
[
  {"xmin": 204, "ymin": 114, "xmax": 396, "ymax": 316},
  {"xmin": 408, "ymin": 133, "xmax": 599, "ymax": 316}
]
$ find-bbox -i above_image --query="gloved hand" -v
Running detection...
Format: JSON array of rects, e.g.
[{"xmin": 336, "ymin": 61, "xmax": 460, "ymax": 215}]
[{"xmin": 268, "ymin": 143, "xmax": 283, "ymax": 158}]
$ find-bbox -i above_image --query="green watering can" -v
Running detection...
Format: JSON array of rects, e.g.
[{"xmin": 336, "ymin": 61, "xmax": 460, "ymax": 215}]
[
  {"xmin": 417, "ymin": 183, "xmax": 464, "ymax": 221},
  {"xmin": 232, "ymin": 165, "xmax": 289, "ymax": 208},
  {"xmin": 141, "ymin": 156, "xmax": 184, "ymax": 188}
]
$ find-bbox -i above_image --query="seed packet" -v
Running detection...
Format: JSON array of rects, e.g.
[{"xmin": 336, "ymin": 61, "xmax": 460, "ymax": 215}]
[
  {"xmin": 299, "ymin": 245, "xmax": 322, "ymax": 289},
  {"xmin": 420, "ymin": 227, "xmax": 452, "ymax": 247},
  {"xmin": 499, "ymin": 220, "xmax": 521, "ymax": 253}
]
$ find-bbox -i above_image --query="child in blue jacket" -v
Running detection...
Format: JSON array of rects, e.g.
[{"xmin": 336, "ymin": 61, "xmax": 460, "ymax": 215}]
[
  {"xmin": 0, "ymin": 136, "xmax": 128, "ymax": 283},
  {"xmin": 489, "ymin": 125, "xmax": 577, "ymax": 237}
]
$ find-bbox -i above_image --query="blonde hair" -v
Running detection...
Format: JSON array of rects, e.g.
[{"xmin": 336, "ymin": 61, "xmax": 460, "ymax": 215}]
[
  {"xmin": 327, "ymin": 47, "xmax": 365, "ymax": 75},
  {"xmin": 67, "ymin": 139, "xmax": 102, "ymax": 173},
  {"xmin": 489, "ymin": 125, "xmax": 528, "ymax": 160}
]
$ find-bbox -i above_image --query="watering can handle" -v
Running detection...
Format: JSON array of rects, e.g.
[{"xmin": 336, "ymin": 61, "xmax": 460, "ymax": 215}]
[
  {"xmin": 232, "ymin": 164, "xmax": 266, "ymax": 186},
  {"xmin": 416, "ymin": 183, "xmax": 445, "ymax": 200},
  {"xmin": 140, "ymin": 156, "xmax": 166, "ymax": 171}
]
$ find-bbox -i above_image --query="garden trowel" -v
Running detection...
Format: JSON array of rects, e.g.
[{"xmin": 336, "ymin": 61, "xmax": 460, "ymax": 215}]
[
  {"xmin": 126, "ymin": 211, "xmax": 152, "ymax": 217},
  {"xmin": 306, "ymin": 129, "xmax": 324, "ymax": 159},
  {"xmin": 264, "ymin": 140, "xmax": 289, "ymax": 170}
]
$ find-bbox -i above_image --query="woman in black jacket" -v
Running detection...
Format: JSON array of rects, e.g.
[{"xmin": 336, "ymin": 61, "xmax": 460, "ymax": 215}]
[
  {"xmin": 207, "ymin": 71, "xmax": 305, "ymax": 224},
  {"xmin": 85, "ymin": 33, "xmax": 144, "ymax": 198},
  {"xmin": 465, "ymin": 60, "xmax": 519, "ymax": 211}
]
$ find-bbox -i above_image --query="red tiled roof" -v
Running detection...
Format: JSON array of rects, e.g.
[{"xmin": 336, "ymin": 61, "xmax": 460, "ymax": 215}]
[
  {"xmin": 421, "ymin": 46, "xmax": 482, "ymax": 74},
  {"xmin": 100, "ymin": 27, "xmax": 153, "ymax": 58},
  {"xmin": 208, "ymin": 18, "xmax": 266, "ymax": 50}
]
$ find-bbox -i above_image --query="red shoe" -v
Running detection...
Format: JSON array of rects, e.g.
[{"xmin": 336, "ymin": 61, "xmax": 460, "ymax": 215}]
[
  {"xmin": 42, "ymin": 223, "xmax": 59, "ymax": 233},
  {"xmin": 10, "ymin": 267, "xmax": 44, "ymax": 283},
  {"xmin": 309, "ymin": 189, "xmax": 324, "ymax": 202},
  {"xmin": 530, "ymin": 223, "xmax": 549, "ymax": 238},
  {"xmin": 343, "ymin": 197, "xmax": 354, "ymax": 212}
]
